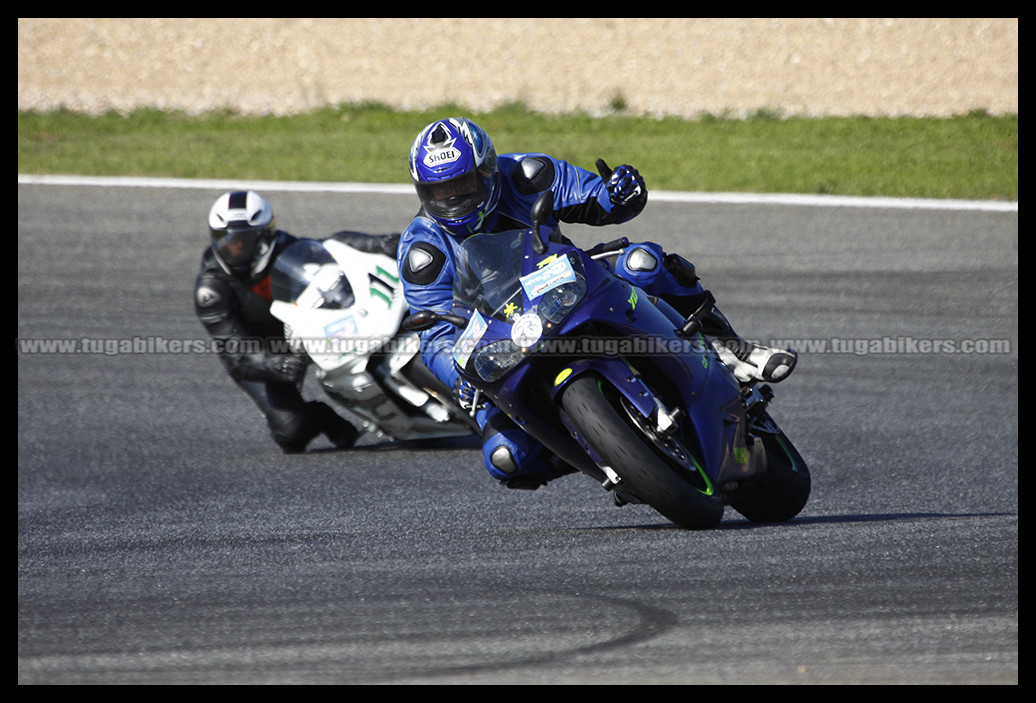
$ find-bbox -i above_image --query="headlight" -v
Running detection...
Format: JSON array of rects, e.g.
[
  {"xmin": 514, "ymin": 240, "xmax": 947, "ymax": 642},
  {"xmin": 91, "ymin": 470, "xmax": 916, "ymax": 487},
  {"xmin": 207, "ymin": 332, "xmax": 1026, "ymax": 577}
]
[
  {"xmin": 537, "ymin": 277, "xmax": 586, "ymax": 324},
  {"xmin": 472, "ymin": 339, "xmax": 524, "ymax": 381}
]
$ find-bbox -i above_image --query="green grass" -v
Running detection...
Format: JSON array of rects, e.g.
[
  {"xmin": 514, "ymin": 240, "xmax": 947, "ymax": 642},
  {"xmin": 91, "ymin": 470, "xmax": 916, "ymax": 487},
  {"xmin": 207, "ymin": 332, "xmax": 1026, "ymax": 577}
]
[{"xmin": 18, "ymin": 103, "xmax": 1018, "ymax": 201}]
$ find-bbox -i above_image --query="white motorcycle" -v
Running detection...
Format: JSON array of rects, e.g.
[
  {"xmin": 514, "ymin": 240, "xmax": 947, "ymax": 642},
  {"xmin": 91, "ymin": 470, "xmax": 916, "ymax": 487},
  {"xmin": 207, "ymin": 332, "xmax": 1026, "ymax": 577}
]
[{"xmin": 269, "ymin": 234, "xmax": 478, "ymax": 443}]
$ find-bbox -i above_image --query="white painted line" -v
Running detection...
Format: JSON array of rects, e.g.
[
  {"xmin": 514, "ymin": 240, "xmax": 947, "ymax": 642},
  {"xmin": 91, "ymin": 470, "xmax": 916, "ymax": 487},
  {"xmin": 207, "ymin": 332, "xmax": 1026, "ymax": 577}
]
[
  {"xmin": 17, "ymin": 173, "xmax": 413, "ymax": 195},
  {"xmin": 650, "ymin": 190, "xmax": 1018, "ymax": 212},
  {"xmin": 18, "ymin": 174, "xmax": 1017, "ymax": 212}
]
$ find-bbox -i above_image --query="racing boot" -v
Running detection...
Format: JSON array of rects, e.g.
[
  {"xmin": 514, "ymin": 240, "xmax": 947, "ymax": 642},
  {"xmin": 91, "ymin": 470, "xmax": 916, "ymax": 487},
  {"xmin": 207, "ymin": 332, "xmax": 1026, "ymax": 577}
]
[
  {"xmin": 668, "ymin": 287, "xmax": 797, "ymax": 385},
  {"xmin": 706, "ymin": 311, "xmax": 798, "ymax": 385},
  {"xmin": 310, "ymin": 401, "xmax": 360, "ymax": 449}
]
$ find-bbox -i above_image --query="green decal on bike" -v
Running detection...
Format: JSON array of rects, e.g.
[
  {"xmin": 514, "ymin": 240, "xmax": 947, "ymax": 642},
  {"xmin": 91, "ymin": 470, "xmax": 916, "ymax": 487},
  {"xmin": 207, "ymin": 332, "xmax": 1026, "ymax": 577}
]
[
  {"xmin": 689, "ymin": 452, "xmax": 715, "ymax": 496},
  {"xmin": 369, "ymin": 266, "xmax": 400, "ymax": 305},
  {"xmin": 775, "ymin": 435, "xmax": 801, "ymax": 472},
  {"xmin": 375, "ymin": 266, "xmax": 400, "ymax": 283}
]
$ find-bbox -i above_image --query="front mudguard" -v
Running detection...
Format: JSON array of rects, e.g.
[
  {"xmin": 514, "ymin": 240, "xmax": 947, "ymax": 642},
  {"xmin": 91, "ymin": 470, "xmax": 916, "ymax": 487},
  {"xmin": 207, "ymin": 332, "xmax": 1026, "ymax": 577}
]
[{"xmin": 549, "ymin": 356, "xmax": 655, "ymax": 419}]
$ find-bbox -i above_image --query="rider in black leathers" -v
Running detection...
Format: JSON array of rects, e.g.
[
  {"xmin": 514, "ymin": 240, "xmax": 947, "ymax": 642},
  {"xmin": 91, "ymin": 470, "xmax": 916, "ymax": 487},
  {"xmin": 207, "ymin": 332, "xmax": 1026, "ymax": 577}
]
[{"xmin": 193, "ymin": 189, "xmax": 398, "ymax": 453}]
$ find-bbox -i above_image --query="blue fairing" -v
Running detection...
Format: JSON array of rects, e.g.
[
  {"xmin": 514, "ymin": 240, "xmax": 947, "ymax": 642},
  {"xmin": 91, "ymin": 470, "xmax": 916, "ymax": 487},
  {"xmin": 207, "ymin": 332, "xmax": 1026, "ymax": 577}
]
[{"xmin": 450, "ymin": 228, "xmax": 744, "ymax": 484}]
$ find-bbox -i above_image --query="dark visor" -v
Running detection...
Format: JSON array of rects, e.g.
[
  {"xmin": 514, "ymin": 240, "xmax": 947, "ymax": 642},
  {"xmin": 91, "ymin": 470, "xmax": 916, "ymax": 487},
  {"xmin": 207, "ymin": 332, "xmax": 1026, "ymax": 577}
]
[
  {"xmin": 416, "ymin": 171, "xmax": 486, "ymax": 219},
  {"xmin": 214, "ymin": 224, "xmax": 265, "ymax": 265}
]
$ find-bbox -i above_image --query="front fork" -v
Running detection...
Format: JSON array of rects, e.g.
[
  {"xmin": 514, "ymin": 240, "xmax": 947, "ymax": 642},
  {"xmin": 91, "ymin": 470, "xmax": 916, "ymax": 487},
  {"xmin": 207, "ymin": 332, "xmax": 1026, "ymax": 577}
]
[
  {"xmin": 551, "ymin": 357, "xmax": 701, "ymax": 494},
  {"xmin": 554, "ymin": 356, "xmax": 769, "ymax": 501}
]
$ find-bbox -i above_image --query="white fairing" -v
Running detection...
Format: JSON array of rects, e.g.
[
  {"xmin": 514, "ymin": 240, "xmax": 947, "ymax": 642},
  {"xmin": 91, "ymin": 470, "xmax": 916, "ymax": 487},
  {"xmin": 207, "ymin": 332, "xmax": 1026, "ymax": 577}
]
[
  {"xmin": 271, "ymin": 240, "xmax": 406, "ymax": 373},
  {"xmin": 270, "ymin": 239, "xmax": 474, "ymax": 441}
]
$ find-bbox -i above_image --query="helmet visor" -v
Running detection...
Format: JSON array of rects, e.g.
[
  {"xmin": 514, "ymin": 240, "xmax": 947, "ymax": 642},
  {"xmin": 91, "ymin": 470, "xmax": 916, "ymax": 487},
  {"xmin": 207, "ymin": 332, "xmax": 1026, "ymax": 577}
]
[
  {"xmin": 212, "ymin": 224, "xmax": 271, "ymax": 269},
  {"xmin": 415, "ymin": 171, "xmax": 488, "ymax": 221}
]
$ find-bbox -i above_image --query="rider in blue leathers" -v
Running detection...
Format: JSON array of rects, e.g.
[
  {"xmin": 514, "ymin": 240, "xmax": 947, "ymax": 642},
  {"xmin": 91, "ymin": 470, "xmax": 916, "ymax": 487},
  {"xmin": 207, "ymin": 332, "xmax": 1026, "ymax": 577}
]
[{"xmin": 398, "ymin": 117, "xmax": 796, "ymax": 489}]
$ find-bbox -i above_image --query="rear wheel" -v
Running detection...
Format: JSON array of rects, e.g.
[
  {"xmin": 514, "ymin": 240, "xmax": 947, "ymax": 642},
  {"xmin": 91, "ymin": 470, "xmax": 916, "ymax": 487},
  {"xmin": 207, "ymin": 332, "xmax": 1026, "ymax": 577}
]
[
  {"xmin": 729, "ymin": 427, "xmax": 811, "ymax": 523},
  {"xmin": 560, "ymin": 375, "xmax": 724, "ymax": 529}
]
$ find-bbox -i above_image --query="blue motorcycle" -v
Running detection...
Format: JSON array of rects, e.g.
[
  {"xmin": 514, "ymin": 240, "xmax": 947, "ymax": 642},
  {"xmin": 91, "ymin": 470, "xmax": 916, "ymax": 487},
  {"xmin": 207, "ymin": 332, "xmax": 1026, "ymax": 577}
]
[{"xmin": 405, "ymin": 191, "xmax": 810, "ymax": 529}]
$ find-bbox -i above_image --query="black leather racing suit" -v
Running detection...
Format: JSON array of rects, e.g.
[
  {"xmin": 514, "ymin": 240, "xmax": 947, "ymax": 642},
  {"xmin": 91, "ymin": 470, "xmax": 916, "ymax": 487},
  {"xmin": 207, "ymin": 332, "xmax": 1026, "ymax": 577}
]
[{"xmin": 193, "ymin": 229, "xmax": 362, "ymax": 453}]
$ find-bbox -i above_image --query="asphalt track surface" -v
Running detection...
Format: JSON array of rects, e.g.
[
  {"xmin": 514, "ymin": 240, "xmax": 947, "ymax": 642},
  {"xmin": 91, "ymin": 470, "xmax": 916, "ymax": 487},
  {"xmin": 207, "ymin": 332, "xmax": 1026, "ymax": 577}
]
[{"xmin": 18, "ymin": 181, "xmax": 1017, "ymax": 684}]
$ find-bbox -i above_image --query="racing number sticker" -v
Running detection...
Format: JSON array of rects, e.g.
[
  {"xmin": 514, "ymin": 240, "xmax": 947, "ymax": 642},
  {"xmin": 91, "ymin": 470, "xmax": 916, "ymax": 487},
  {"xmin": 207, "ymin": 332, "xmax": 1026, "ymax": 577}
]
[{"xmin": 510, "ymin": 313, "xmax": 543, "ymax": 348}]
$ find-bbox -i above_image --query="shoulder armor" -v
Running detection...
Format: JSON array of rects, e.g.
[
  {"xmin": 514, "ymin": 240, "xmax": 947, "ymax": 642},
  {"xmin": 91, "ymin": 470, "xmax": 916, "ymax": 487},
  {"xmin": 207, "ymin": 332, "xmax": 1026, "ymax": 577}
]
[
  {"xmin": 195, "ymin": 283, "xmax": 223, "ymax": 309},
  {"xmin": 513, "ymin": 155, "xmax": 556, "ymax": 195},
  {"xmin": 402, "ymin": 240, "xmax": 447, "ymax": 286}
]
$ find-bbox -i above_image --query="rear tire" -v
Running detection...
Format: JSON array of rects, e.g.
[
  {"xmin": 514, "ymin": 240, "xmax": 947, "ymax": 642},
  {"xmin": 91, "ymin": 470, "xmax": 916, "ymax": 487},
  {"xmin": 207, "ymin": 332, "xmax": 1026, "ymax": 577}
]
[
  {"xmin": 729, "ymin": 429, "xmax": 811, "ymax": 523},
  {"xmin": 560, "ymin": 375, "xmax": 724, "ymax": 529}
]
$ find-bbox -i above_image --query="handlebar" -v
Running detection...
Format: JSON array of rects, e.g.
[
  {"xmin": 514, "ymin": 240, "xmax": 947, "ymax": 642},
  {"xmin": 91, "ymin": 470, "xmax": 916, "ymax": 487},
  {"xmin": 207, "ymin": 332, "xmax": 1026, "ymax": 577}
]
[{"xmin": 586, "ymin": 237, "xmax": 629, "ymax": 258}]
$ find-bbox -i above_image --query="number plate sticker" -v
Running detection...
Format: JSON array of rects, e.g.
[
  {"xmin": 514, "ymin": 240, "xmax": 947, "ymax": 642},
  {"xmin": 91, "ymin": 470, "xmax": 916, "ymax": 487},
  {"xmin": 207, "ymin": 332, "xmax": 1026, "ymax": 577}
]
[
  {"xmin": 324, "ymin": 315, "xmax": 359, "ymax": 342},
  {"xmin": 519, "ymin": 256, "xmax": 576, "ymax": 299},
  {"xmin": 453, "ymin": 310, "xmax": 488, "ymax": 368}
]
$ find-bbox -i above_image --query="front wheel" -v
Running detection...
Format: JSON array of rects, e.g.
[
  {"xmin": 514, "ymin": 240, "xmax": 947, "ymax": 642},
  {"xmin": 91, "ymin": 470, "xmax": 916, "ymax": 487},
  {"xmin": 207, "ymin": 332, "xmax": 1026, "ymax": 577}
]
[{"xmin": 560, "ymin": 375, "xmax": 724, "ymax": 529}]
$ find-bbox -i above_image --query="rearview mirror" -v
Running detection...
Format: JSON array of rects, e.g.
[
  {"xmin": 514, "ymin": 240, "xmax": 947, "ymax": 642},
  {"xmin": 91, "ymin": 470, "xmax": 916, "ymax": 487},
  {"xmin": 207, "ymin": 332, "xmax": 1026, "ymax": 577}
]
[
  {"xmin": 401, "ymin": 310, "xmax": 468, "ymax": 332},
  {"xmin": 529, "ymin": 191, "xmax": 554, "ymax": 254}
]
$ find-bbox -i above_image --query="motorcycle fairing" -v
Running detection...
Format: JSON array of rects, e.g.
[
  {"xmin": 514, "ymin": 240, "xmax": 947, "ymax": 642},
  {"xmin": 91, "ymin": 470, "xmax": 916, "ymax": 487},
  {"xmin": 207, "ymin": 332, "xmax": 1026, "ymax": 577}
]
[
  {"xmin": 270, "ymin": 240, "xmax": 406, "ymax": 373},
  {"xmin": 450, "ymin": 228, "xmax": 753, "ymax": 486}
]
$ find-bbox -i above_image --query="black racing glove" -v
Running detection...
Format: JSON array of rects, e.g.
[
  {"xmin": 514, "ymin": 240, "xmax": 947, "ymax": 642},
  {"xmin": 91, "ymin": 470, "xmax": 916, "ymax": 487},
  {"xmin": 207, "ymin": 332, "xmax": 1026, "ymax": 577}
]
[
  {"xmin": 596, "ymin": 159, "xmax": 648, "ymax": 217},
  {"xmin": 263, "ymin": 353, "xmax": 308, "ymax": 383}
]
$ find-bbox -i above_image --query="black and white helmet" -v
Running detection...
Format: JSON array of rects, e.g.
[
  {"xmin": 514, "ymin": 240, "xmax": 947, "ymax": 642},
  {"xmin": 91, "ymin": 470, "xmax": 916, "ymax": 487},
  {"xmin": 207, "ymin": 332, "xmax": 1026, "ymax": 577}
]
[{"xmin": 208, "ymin": 190, "xmax": 277, "ymax": 279}]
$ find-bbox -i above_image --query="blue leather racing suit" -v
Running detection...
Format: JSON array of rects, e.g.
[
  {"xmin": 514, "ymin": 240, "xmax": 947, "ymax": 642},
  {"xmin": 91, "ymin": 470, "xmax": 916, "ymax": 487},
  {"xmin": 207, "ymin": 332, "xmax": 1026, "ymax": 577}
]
[{"xmin": 398, "ymin": 153, "xmax": 703, "ymax": 487}]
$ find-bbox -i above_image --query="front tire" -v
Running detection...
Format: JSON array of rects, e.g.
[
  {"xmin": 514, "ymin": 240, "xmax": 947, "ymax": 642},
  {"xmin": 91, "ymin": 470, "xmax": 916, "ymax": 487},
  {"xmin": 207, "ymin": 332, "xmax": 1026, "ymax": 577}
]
[{"xmin": 560, "ymin": 375, "xmax": 724, "ymax": 529}]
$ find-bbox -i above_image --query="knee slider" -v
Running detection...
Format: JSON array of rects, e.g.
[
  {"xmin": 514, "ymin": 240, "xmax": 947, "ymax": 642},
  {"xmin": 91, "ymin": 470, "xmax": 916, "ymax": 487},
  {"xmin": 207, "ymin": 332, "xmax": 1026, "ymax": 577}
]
[
  {"xmin": 489, "ymin": 446, "xmax": 518, "ymax": 474},
  {"xmin": 617, "ymin": 243, "xmax": 664, "ymax": 289},
  {"xmin": 481, "ymin": 412, "xmax": 545, "ymax": 481},
  {"xmin": 270, "ymin": 415, "xmax": 318, "ymax": 453},
  {"xmin": 625, "ymin": 245, "xmax": 660, "ymax": 273}
]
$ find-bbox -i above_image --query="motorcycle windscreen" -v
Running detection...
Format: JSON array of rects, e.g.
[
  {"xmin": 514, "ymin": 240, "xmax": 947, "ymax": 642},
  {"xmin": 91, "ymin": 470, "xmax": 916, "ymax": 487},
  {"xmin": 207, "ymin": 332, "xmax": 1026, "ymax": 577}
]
[
  {"xmin": 453, "ymin": 230, "xmax": 527, "ymax": 321},
  {"xmin": 270, "ymin": 239, "xmax": 356, "ymax": 310}
]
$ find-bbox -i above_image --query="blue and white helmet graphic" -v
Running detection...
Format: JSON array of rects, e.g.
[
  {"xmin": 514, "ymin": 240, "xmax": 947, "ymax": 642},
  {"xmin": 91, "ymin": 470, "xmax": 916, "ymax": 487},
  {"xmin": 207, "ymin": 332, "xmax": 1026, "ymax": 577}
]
[{"xmin": 408, "ymin": 117, "xmax": 500, "ymax": 238}]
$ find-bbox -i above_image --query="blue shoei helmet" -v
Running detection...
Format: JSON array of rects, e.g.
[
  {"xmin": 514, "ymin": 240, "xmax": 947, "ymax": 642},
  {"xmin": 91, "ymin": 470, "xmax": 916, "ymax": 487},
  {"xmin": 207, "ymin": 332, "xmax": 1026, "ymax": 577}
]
[{"xmin": 409, "ymin": 117, "xmax": 500, "ymax": 238}]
